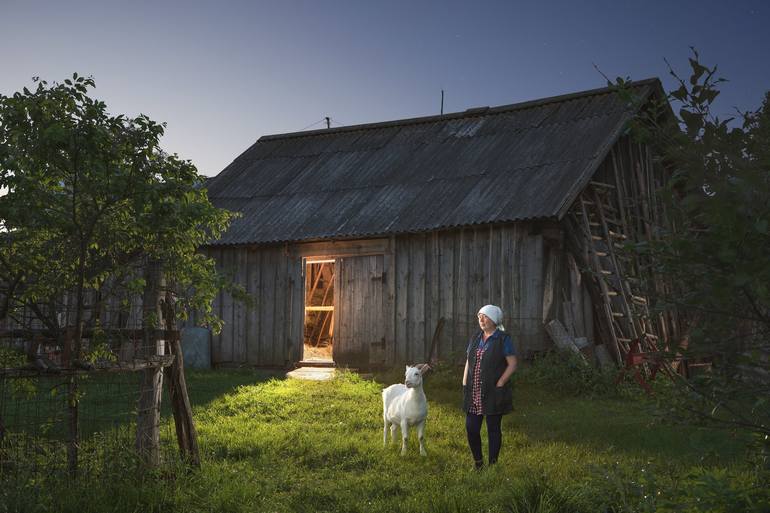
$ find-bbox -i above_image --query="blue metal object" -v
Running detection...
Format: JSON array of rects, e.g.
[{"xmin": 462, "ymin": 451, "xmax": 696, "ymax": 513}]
[{"xmin": 181, "ymin": 327, "xmax": 211, "ymax": 369}]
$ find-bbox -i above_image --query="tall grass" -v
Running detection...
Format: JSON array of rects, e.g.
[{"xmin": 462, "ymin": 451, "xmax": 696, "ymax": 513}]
[{"xmin": 3, "ymin": 365, "xmax": 767, "ymax": 513}]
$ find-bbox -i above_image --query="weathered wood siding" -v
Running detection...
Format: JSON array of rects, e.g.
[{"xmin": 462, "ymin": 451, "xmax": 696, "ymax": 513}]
[
  {"xmin": 541, "ymin": 239, "xmax": 596, "ymax": 348},
  {"xmin": 204, "ymin": 221, "xmax": 596, "ymax": 368},
  {"xmin": 205, "ymin": 245, "xmax": 303, "ymax": 367},
  {"xmin": 390, "ymin": 224, "xmax": 593, "ymax": 365},
  {"xmin": 561, "ymin": 135, "xmax": 680, "ymax": 353},
  {"xmin": 390, "ymin": 225, "xmax": 547, "ymax": 364},
  {"xmin": 334, "ymin": 254, "xmax": 386, "ymax": 368}
]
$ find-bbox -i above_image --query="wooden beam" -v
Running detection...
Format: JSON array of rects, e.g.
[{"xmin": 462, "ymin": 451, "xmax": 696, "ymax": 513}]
[
  {"xmin": 306, "ymin": 306, "xmax": 334, "ymax": 312},
  {"xmin": 306, "ymin": 263, "xmax": 324, "ymax": 307},
  {"xmin": 290, "ymin": 238, "xmax": 390, "ymax": 258},
  {"xmin": 426, "ymin": 317, "xmax": 444, "ymax": 364},
  {"xmin": 544, "ymin": 319, "xmax": 586, "ymax": 363},
  {"xmin": 0, "ymin": 356, "xmax": 175, "ymax": 377},
  {"xmin": 0, "ymin": 328, "xmax": 180, "ymax": 341},
  {"xmin": 163, "ymin": 287, "xmax": 200, "ymax": 468},
  {"xmin": 315, "ymin": 310, "xmax": 332, "ymax": 348}
]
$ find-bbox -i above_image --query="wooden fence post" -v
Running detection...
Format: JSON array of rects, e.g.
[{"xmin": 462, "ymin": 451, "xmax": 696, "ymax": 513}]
[
  {"xmin": 163, "ymin": 288, "xmax": 201, "ymax": 468},
  {"xmin": 136, "ymin": 260, "xmax": 164, "ymax": 467},
  {"xmin": 62, "ymin": 327, "xmax": 79, "ymax": 477}
]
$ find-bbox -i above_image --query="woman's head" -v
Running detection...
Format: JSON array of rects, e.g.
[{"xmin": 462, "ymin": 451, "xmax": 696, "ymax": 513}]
[{"xmin": 477, "ymin": 304, "xmax": 505, "ymax": 332}]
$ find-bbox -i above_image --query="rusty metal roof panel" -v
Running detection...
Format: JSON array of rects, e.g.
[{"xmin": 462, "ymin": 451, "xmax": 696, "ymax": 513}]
[{"xmin": 205, "ymin": 80, "xmax": 661, "ymax": 246}]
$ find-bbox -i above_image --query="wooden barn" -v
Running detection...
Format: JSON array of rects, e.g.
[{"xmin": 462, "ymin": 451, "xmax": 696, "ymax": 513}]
[{"xmin": 201, "ymin": 78, "xmax": 679, "ymax": 370}]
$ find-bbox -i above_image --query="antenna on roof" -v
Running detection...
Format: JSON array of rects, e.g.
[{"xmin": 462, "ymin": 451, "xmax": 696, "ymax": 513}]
[
  {"xmin": 440, "ymin": 90, "xmax": 444, "ymax": 115},
  {"xmin": 325, "ymin": 116, "xmax": 330, "ymax": 129}
]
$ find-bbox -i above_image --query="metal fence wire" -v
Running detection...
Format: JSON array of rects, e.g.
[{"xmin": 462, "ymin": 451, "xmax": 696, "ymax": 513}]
[{"xmin": 0, "ymin": 368, "xmax": 178, "ymax": 490}]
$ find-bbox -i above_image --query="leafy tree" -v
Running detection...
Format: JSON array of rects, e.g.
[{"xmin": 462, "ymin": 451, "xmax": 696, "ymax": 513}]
[
  {"xmin": 618, "ymin": 52, "xmax": 770, "ymax": 462},
  {"xmin": 0, "ymin": 74, "xmax": 235, "ymax": 358}
]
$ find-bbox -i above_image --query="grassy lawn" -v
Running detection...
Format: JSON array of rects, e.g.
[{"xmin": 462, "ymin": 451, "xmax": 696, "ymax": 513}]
[{"xmin": 3, "ymin": 366, "xmax": 767, "ymax": 513}]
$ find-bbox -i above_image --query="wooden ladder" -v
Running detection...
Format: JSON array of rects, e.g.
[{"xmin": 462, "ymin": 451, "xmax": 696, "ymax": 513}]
[{"xmin": 573, "ymin": 181, "xmax": 660, "ymax": 363}]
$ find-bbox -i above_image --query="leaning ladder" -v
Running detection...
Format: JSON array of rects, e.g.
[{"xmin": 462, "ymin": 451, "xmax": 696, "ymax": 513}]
[{"xmin": 572, "ymin": 181, "xmax": 660, "ymax": 363}]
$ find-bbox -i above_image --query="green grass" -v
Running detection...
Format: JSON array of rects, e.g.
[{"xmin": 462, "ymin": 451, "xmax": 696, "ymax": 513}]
[
  {"xmin": 510, "ymin": 384, "xmax": 746, "ymax": 465},
  {"xmin": 3, "ymin": 367, "xmax": 767, "ymax": 513}
]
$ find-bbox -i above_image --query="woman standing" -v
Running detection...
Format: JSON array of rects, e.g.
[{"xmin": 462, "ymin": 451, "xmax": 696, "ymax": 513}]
[{"xmin": 462, "ymin": 304, "xmax": 517, "ymax": 469}]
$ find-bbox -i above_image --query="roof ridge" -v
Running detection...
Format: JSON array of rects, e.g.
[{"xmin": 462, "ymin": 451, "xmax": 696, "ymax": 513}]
[{"xmin": 258, "ymin": 77, "xmax": 661, "ymax": 142}]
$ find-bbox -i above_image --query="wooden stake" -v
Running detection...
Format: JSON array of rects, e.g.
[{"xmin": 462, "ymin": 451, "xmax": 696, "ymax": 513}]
[
  {"xmin": 136, "ymin": 260, "xmax": 164, "ymax": 468},
  {"xmin": 162, "ymin": 287, "xmax": 200, "ymax": 468},
  {"xmin": 426, "ymin": 317, "xmax": 444, "ymax": 365}
]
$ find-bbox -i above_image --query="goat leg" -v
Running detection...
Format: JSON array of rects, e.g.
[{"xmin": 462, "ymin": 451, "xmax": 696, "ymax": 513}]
[
  {"xmin": 417, "ymin": 420, "xmax": 427, "ymax": 456},
  {"xmin": 383, "ymin": 416, "xmax": 388, "ymax": 446},
  {"xmin": 400, "ymin": 421, "xmax": 409, "ymax": 456}
]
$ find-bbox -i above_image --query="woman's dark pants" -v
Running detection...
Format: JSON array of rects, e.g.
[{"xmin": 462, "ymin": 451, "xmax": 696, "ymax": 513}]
[{"xmin": 465, "ymin": 412, "xmax": 502, "ymax": 466}]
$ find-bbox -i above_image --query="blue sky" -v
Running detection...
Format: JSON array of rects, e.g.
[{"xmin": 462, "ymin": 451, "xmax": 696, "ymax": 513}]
[{"xmin": 2, "ymin": 0, "xmax": 768, "ymax": 176}]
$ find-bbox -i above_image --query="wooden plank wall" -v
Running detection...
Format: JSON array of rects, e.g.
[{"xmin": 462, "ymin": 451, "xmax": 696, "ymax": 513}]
[
  {"xmin": 205, "ymin": 222, "xmax": 598, "ymax": 368},
  {"xmin": 389, "ymin": 223, "xmax": 598, "ymax": 364},
  {"xmin": 205, "ymin": 245, "xmax": 302, "ymax": 367},
  {"xmin": 334, "ymin": 254, "xmax": 386, "ymax": 368},
  {"xmin": 540, "ymin": 242, "xmax": 596, "ymax": 346},
  {"xmin": 390, "ymin": 223, "xmax": 551, "ymax": 365}
]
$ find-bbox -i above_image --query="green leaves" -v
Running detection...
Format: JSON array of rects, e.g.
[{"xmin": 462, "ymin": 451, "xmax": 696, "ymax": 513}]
[
  {"xmin": 624, "ymin": 51, "xmax": 770, "ymax": 456},
  {"xmin": 0, "ymin": 74, "xmax": 235, "ymax": 339},
  {"xmin": 670, "ymin": 84, "xmax": 688, "ymax": 102},
  {"xmin": 688, "ymin": 56, "xmax": 710, "ymax": 85},
  {"xmin": 679, "ymin": 108, "xmax": 703, "ymax": 136}
]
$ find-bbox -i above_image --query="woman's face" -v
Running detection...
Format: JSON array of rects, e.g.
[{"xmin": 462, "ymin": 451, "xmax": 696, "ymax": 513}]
[{"xmin": 478, "ymin": 313, "xmax": 496, "ymax": 332}]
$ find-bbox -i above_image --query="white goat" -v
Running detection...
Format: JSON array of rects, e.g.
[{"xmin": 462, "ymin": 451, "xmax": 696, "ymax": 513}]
[{"xmin": 382, "ymin": 364, "xmax": 429, "ymax": 456}]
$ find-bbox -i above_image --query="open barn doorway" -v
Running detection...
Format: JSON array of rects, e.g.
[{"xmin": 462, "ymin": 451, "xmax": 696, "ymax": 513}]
[{"xmin": 303, "ymin": 259, "xmax": 335, "ymax": 364}]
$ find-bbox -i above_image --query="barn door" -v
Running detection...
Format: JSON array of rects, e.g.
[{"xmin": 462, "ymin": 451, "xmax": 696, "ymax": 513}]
[{"xmin": 333, "ymin": 254, "xmax": 386, "ymax": 368}]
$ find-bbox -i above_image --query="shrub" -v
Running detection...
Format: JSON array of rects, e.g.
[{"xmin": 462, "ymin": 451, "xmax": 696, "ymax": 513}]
[{"xmin": 520, "ymin": 350, "xmax": 639, "ymax": 398}]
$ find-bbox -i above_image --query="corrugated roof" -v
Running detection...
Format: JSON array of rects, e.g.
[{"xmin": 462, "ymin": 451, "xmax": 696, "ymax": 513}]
[{"xmin": 206, "ymin": 79, "xmax": 662, "ymax": 246}]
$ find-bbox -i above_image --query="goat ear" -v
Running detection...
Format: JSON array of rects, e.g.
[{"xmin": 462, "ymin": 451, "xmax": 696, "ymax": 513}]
[
  {"xmin": 405, "ymin": 365, "xmax": 409, "ymax": 372},
  {"xmin": 417, "ymin": 363, "xmax": 431, "ymax": 375}
]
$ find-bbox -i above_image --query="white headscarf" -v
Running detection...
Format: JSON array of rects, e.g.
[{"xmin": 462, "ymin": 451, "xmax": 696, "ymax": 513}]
[{"xmin": 478, "ymin": 304, "xmax": 505, "ymax": 332}]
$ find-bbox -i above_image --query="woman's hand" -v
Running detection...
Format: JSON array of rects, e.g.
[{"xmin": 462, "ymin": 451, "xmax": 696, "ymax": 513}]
[
  {"xmin": 496, "ymin": 355, "xmax": 517, "ymax": 387},
  {"xmin": 462, "ymin": 359, "xmax": 469, "ymax": 386}
]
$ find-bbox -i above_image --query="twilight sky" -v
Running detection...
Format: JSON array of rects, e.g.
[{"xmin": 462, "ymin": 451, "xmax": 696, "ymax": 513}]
[{"xmin": 2, "ymin": 0, "xmax": 769, "ymax": 176}]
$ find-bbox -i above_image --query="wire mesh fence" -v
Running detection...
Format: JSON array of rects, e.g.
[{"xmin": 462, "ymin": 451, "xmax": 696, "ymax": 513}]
[{"xmin": 0, "ymin": 368, "xmax": 179, "ymax": 499}]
